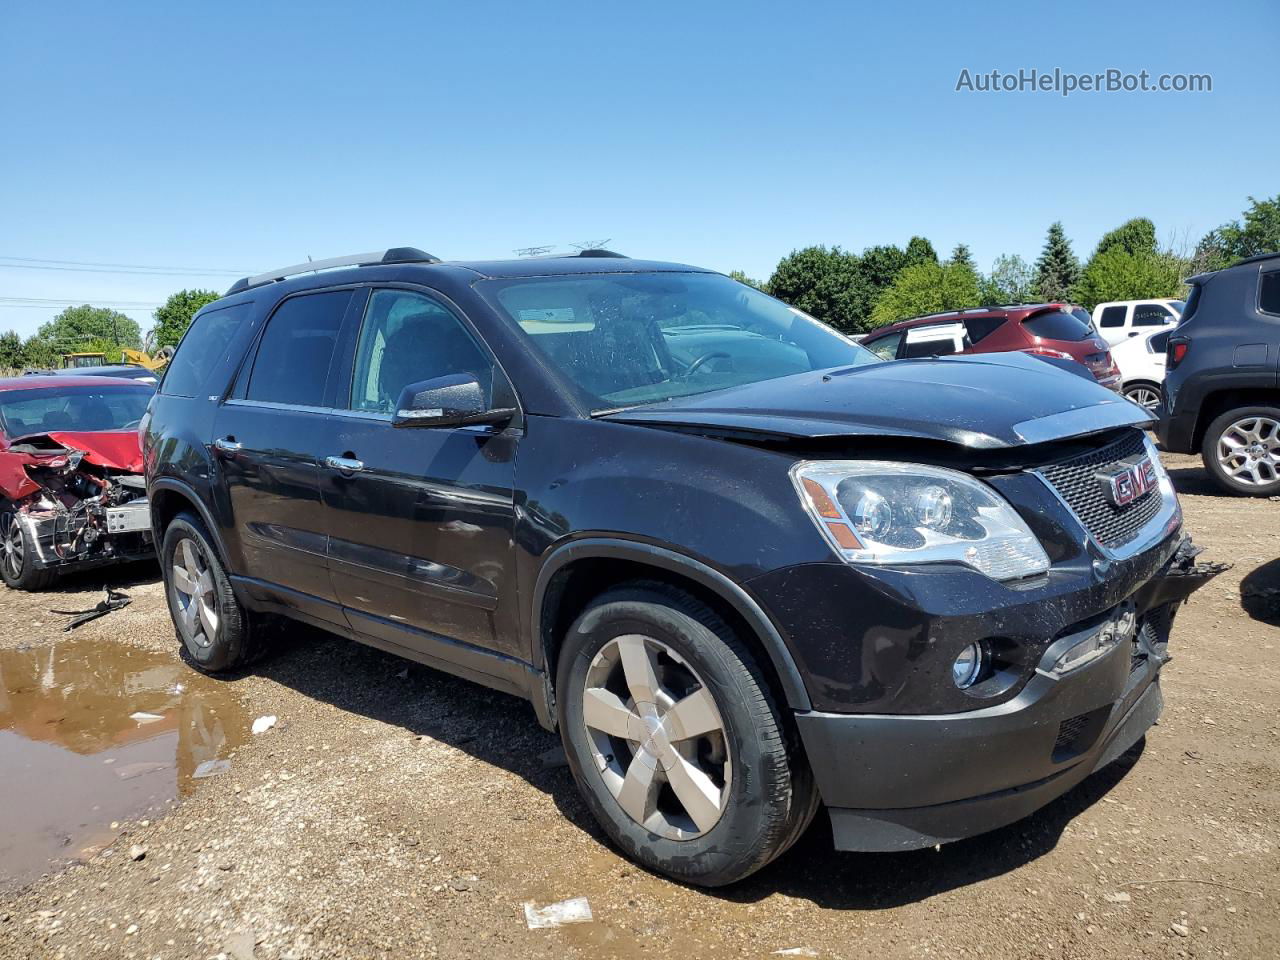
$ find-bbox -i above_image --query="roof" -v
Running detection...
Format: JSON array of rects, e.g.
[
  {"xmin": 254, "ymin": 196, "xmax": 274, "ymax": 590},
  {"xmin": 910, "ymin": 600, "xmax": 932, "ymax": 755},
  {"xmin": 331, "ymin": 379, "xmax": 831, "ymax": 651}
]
[
  {"xmin": 0, "ymin": 375, "xmax": 154, "ymax": 393},
  {"xmin": 867, "ymin": 303, "xmax": 1066, "ymax": 336},
  {"xmin": 444, "ymin": 257, "xmax": 712, "ymax": 280}
]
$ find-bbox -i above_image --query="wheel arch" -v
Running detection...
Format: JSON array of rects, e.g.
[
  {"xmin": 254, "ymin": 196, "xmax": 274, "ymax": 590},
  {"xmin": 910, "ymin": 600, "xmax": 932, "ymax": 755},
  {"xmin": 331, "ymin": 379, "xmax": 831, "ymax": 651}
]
[
  {"xmin": 1192, "ymin": 387, "xmax": 1280, "ymax": 450},
  {"xmin": 149, "ymin": 479, "xmax": 231, "ymax": 568},
  {"xmin": 530, "ymin": 538, "xmax": 811, "ymax": 730}
]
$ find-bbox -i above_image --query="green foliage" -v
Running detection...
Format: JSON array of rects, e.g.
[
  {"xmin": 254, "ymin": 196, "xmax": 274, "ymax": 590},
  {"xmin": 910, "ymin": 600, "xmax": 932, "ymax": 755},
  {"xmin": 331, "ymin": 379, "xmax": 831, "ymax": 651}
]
[
  {"xmin": 1071, "ymin": 247, "xmax": 1183, "ymax": 309},
  {"xmin": 27, "ymin": 305, "xmax": 143, "ymax": 363},
  {"xmin": 869, "ymin": 261, "xmax": 983, "ymax": 327},
  {"xmin": 766, "ymin": 246, "xmax": 863, "ymax": 333},
  {"xmin": 1093, "ymin": 217, "xmax": 1157, "ymax": 258},
  {"xmin": 981, "ymin": 254, "xmax": 1035, "ymax": 305},
  {"xmin": 152, "ymin": 289, "xmax": 221, "ymax": 348},
  {"xmin": 726, "ymin": 270, "xmax": 765, "ymax": 292},
  {"xmin": 948, "ymin": 243, "xmax": 975, "ymax": 273},
  {"xmin": 1195, "ymin": 194, "xmax": 1280, "ymax": 271},
  {"xmin": 1033, "ymin": 222, "xmax": 1080, "ymax": 303},
  {"xmin": 904, "ymin": 236, "xmax": 938, "ymax": 266},
  {"xmin": 0, "ymin": 330, "xmax": 25, "ymax": 371}
]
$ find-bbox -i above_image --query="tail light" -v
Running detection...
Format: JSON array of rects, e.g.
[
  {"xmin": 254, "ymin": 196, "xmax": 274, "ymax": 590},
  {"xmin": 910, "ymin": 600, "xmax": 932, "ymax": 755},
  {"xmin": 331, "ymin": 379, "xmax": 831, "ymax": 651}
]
[
  {"xmin": 1167, "ymin": 337, "xmax": 1190, "ymax": 369},
  {"xmin": 1021, "ymin": 346, "xmax": 1074, "ymax": 360}
]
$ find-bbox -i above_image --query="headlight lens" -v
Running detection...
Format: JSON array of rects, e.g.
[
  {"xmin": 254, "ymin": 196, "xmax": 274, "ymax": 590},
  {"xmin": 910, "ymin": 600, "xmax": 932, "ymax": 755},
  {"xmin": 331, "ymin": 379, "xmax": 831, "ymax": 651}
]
[{"xmin": 792, "ymin": 460, "xmax": 1051, "ymax": 581}]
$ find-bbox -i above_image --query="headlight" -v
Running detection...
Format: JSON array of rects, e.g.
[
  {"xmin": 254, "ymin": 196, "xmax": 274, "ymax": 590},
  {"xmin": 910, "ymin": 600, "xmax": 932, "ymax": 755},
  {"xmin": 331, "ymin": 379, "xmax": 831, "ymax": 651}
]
[{"xmin": 791, "ymin": 460, "xmax": 1051, "ymax": 581}]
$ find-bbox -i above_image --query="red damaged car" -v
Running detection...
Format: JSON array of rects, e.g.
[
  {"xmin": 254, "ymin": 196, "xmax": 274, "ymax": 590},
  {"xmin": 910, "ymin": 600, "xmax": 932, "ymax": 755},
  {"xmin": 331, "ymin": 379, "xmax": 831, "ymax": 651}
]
[{"xmin": 0, "ymin": 376, "xmax": 154, "ymax": 590}]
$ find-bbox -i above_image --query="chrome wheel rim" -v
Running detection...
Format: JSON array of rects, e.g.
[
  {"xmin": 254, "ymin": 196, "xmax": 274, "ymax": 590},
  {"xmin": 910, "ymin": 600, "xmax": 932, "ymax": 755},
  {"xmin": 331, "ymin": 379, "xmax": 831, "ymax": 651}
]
[
  {"xmin": 1217, "ymin": 416, "xmax": 1280, "ymax": 487},
  {"xmin": 2, "ymin": 514, "xmax": 23, "ymax": 581},
  {"xmin": 1125, "ymin": 385, "xmax": 1161, "ymax": 411},
  {"xmin": 170, "ymin": 538, "xmax": 219, "ymax": 648},
  {"xmin": 581, "ymin": 634, "xmax": 731, "ymax": 841}
]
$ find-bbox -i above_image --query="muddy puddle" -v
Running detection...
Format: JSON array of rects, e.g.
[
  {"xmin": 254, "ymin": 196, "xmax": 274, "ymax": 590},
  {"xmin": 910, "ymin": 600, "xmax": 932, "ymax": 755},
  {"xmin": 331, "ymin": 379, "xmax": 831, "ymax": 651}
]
[{"xmin": 0, "ymin": 638, "xmax": 246, "ymax": 889}]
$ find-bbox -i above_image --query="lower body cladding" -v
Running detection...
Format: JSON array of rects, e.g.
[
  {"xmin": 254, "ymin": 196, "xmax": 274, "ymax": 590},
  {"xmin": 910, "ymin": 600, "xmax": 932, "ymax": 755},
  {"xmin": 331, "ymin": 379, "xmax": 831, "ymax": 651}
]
[{"xmin": 787, "ymin": 539, "xmax": 1222, "ymax": 852}]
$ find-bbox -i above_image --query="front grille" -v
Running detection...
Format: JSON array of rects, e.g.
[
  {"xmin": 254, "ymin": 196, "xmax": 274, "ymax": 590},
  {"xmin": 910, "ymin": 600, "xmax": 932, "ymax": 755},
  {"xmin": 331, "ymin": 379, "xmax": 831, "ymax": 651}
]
[{"xmin": 1037, "ymin": 430, "xmax": 1163, "ymax": 549}]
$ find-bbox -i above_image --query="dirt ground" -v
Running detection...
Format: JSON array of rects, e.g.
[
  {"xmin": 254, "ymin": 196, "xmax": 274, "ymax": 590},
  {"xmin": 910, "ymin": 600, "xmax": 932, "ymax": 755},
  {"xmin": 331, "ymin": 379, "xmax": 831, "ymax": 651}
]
[{"xmin": 0, "ymin": 450, "xmax": 1276, "ymax": 960}]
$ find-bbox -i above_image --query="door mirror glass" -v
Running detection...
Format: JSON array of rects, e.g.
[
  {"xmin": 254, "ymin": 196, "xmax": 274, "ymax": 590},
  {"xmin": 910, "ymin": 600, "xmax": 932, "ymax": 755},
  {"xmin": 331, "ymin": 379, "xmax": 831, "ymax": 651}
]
[{"xmin": 392, "ymin": 374, "xmax": 513, "ymax": 429}]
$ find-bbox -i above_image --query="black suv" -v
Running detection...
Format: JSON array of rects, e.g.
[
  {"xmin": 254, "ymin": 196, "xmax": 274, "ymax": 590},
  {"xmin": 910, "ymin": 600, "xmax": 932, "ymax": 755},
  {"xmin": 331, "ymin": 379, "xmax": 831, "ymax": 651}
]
[
  {"xmin": 144, "ymin": 247, "xmax": 1216, "ymax": 886},
  {"xmin": 1158, "ymin": 251, "xmax": 1280, "ymax": 496}
]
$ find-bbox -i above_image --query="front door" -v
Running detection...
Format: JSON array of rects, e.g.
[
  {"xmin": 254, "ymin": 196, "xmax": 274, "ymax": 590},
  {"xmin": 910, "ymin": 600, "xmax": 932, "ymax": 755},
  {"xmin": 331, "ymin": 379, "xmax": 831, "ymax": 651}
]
[
  {"xmin": 213, "ymin": 288, "xmax": 354, "ymax": 627},
  {"xmin": 318, "ymin": 287, "xmax": 520, "ymax": 665}
]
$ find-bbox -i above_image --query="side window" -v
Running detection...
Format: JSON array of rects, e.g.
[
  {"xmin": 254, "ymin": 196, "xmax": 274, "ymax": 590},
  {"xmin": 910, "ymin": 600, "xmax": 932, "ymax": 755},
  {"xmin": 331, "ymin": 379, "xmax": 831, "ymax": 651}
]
[
  {"xmin": 963, "ymin": 315, "xmax": 1006, "ymax": 344},
  {"xmin": 901, "ymin": 325, "xmax": 963, "ymax": 358},
  {"xmin": 161, "ymin": 303, "xmax": 249, "ymax": 398},
  {"xmin": 1133, "ymin": 303, "xmax": 1171, "ymax": 327},
  {"xmin": 1098, "ymin": 305, "xmax": 1127, "ymax": 328},
  {"xmin": 246, "ymin": 291, "xmax": 351, "ymax": 407},
  {"xmin": 348, "ymin": 290, "xmax": 493, "ymax": 413},
  {"xmin": 1149, "ymin": 330, "xmax": 1171, "ymax": 353},
  {"xmin": 864, "ymin": 332, "xmax": 902, "ymax": 360},
  {"xmin": 1260, "ymin": 271, "xmax": 1280, "ymax": 316}
]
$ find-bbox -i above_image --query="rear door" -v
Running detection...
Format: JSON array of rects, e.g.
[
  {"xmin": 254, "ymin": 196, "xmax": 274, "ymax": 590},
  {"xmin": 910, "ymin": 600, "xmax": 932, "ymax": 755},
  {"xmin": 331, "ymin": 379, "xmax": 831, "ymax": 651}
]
[
  {"xmin": 901, "ymin": 322, "xmax": 967, "ymax": 358},
  {"xmin": 212, "ymin": 289, "xmax": 354, "ymax": 627},
  {"xmin": 320, "ymin": 286, "xmax": 521, "ymax": 666}
]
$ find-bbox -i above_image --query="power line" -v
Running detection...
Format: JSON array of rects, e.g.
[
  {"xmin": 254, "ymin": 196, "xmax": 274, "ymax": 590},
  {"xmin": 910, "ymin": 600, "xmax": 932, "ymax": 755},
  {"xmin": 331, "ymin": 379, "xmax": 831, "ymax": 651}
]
[
  {"xmin": 0, "ymin": 297, "xmax": 162, "ymax": 306},
  {"xmin": 0, "ymin": 262, "xmax": 246, "ymax": 277},
  {"xmin": 0, "ymin": 255, "xmax": 255, "ymax": 275}
]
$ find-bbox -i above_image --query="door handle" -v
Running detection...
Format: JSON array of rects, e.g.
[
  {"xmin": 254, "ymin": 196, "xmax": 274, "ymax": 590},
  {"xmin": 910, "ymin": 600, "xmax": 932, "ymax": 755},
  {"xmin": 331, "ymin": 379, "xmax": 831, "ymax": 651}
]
[
  {"xmin": 324, "ymin": 455, "xmax": 364, "ymax": 473},
  {"xmin": 213, "ymin": 437, "xmax": 242, "ymax": 454}
]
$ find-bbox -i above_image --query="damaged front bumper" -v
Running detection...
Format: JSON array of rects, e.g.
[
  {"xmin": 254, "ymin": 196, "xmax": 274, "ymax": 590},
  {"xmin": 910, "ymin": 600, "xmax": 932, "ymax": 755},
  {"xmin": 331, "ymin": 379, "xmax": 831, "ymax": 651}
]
[{"xmin": 788, "ymin": 538, "xmax": 1225, "ymax": 852}]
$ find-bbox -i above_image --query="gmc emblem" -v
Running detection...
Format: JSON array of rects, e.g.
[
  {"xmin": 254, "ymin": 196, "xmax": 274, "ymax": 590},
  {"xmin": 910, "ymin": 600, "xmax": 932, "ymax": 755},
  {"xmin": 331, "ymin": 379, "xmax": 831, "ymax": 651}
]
[{"xmin": 1098, "ymin": 456, "xmax": 1158, "ymax": 507}]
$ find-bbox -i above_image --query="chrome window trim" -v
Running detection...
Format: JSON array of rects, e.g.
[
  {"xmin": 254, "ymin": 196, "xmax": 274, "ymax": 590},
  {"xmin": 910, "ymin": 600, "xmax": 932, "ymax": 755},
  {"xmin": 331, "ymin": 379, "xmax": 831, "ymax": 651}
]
[{"xmin": 1031, "ymin": 434, "xmax": 1181, "ymax": 562}]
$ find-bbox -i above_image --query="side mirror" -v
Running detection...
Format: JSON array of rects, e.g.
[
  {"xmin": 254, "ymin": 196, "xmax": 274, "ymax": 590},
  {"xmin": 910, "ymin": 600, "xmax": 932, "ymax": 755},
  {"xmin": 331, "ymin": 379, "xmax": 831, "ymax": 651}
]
[{"xmin": 392, "ymin": 374, "xmax": 515, "ymax": 429}]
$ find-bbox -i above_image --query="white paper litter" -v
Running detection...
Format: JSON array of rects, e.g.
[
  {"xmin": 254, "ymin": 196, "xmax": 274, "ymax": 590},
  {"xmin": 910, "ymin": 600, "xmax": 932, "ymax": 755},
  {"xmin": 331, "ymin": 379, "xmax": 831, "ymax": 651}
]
[
  {"xmin": 523, "ymin": 897, "xmax": 593, "ymax": 929},
  {"xmin": 130, "ymin": 712, "xmax": 164, "ymax": 724},
  {"xmin": 193, "ymin": 759, "xmax": 231, "ymax": 779},
  {"xmin": 773, "ymin": 950, "xmax": 819, "ymax": 958},
  {"xmin": 251, "ymin": 715, "xmax": 277, "ymax": 735}
]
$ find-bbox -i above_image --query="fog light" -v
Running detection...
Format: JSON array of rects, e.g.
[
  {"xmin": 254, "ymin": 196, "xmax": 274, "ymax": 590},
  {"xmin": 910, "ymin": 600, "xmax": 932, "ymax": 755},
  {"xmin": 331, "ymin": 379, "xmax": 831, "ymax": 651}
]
[{"xmin": 952, "ymin": 642, "xmax": 985, "ymax": 688}]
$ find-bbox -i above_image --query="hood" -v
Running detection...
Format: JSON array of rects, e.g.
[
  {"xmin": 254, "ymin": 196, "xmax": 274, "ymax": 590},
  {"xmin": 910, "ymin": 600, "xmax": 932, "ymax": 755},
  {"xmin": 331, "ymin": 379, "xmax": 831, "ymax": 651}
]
[
  {"xmin": 601, "ymin": 352, "xmax": 1150, "ymax": 449},
  {"xmin": 13, "ymin": 430, "xmax": 144, "ymax": 473}
]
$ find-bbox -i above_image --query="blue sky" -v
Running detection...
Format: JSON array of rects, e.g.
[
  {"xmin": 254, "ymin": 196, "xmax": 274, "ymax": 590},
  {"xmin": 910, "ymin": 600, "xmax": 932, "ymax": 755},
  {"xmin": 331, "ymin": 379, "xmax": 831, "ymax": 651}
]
[{"xmin": 1, "ymin": 0, "xmax": 1275, "ymax": 339}]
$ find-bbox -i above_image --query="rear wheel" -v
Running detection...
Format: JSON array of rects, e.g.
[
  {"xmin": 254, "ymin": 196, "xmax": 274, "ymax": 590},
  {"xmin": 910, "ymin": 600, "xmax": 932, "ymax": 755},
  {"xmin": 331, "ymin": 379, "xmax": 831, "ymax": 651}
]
[
  {"xmin": 162, "ymin": 512, "xmax": 264, "ymax": 671},
  {"xmin": 556, "ymin": 583, "xmax": 815, "ymax": 887},
  {"xmin": 1201, "ymin": 406, "xmax": 1280, "ymax": 496},
  {"xmin": 0, "ymin": 501, "xmax": 58, "ymax": 591}
]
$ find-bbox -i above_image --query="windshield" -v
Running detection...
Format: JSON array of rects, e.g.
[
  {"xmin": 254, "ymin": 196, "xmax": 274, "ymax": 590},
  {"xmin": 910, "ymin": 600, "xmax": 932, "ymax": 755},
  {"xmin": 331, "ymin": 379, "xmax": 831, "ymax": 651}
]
[
  {"xmin": 478, "ymin": 272, "xmax": 878, "ymax": 411},
  {"xmin": 0, "ymin": 385, "xmax": 153, "ymax": 437}
]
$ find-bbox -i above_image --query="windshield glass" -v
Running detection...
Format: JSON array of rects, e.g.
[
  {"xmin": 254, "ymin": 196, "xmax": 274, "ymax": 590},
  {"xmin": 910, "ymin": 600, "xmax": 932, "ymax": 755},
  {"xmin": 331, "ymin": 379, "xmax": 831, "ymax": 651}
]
[
  {"xmin": 478, "ymin": 272, "xmax": 878, "ymax": 411},
  {"xmin": 0, "ymin": 385, "xmax": 153, "ymax": 437}
]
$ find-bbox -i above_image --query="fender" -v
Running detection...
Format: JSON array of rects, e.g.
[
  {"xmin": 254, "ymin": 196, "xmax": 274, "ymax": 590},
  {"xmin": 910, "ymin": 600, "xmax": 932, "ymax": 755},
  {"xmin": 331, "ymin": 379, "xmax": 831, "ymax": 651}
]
[
  {"xmin": 148, "ymin": 476, "xmax": 233, "ymax": 569},
  {"xmin": 531, "ymin": 537, "xmax": 812, "ymax": 712}
]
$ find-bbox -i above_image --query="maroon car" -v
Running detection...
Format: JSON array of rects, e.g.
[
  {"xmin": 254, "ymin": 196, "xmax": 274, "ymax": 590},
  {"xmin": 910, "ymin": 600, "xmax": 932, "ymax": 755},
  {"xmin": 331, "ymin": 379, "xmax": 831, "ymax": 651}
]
[{"xmin": 861, "ymin": 304, "xmax": 1122, "ymax": 391}]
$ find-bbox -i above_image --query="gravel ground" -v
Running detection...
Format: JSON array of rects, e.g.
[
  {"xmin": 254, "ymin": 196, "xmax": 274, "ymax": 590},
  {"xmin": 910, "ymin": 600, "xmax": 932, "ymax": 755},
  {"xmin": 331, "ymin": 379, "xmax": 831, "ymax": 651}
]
[{"xmin": 0, "ymin": 450, "xmax": 1277, "ymax": 960}]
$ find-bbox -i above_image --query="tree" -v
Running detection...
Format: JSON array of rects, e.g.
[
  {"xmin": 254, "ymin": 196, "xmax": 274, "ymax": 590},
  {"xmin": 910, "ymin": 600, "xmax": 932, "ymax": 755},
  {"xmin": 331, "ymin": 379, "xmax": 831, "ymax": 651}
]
[
  {"xmin": 869, "ymin": 261, "xmax": 983, "ymax": 327},
  {"xmin": 0, "ymin": 330, "xmax": 25, "ymax": 371},
  {"xmin": 1033, "ymin": 222, "xmax": 1080, "ymax": 302},
  {"xmin": 981, "ymin": 254, "xmax": 1036, "ymax": 305},
  {"xmin": 27, "ymin": 305, "xmax": 143, "ymax": 362},
  {"xmin": 1071, "ymin": 246, "xmax": 1183, "ymax": 309},
  {"xmin": 904, "ymin": 236, "xmax": 938, "ymax": 266},
  {"xmin": 727, "ymin": 270, "xmax": 765, "ymax": 292},
  {"xmin": 1093, "ymin": 217, "xmax": 1157, "ymax": 258},
  {"xmin": 766, "ymin": 246, "xmax": 863, "ymax": 333},
  {"xmin": 151, "ymin": 289, "xmax": 221, "ymax": 348},
  {"xmin": 1195, "ymin": 194, "xmax": 1280, "ymax": 270},
  {"xmin": 949, "ymin": 243, "xmax": 976, "ymax": 273}
]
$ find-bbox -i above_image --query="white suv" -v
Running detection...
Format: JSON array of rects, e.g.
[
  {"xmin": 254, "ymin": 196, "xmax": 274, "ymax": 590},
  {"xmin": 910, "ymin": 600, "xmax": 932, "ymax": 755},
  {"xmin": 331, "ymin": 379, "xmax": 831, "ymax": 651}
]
[
  {"xmin": 1111, "ymin": 327, "xmax": 1171, "ymax": 411},
  {"xmin": 1092, "ymin": 299, "xmax": 1183, "ymax": 347}
]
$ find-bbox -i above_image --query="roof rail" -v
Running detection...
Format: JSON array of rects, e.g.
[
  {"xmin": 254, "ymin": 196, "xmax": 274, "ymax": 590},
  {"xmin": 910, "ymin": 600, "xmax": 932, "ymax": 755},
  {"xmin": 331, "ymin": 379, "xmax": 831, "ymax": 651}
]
[{"xmin": 225, "ymin": 247, "xmax": 440, "ymax": 295}]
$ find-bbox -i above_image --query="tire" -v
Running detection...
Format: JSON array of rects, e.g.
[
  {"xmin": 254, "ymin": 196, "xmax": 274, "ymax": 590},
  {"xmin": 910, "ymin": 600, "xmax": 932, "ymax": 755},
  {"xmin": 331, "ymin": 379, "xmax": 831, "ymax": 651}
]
[
  {"xmin": 161, "ymin": 511, "xmax": 262, "ymax": 672},
  {"xmin": 0, "ymin": 500, "xmax": 58, "ymax": 591},
  {"xmin": 1200, "ymin": 406, "xmax": 1280, "ymax": 497},
  {"xmin": 555, "ymin": 582, "xmax": 815, "ymax": 887},
  {"xmin": 1122, "ymin": 382, "xmax": 1162, "ymax": 413}
]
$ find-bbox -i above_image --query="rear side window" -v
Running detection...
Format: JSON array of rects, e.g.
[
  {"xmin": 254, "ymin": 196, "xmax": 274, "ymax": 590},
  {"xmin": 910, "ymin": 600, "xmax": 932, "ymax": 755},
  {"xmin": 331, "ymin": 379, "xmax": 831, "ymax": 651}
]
[
  {"xmin": 1149, "ymin": 330, "xmax": 1171, "ymax": 352},
  {"xmin": 1180, "ymin": 284, "xmax": 1202, "ymax": 323},
  {"xmin": 247, "ymin": 291, "xmax": 352, "ymax": 407},
  {"xmin": 1260, "ymin": 272, "xmax": 1280, "ymax": 316},
  {"xmin": 963, "ymin": 315, "xmax": 1005, "ymax": 344},
  {"xmin": 1133, "ymin": 303, "xmax": 1172, "ymax": 326},
  {"xmin": 1098, "ymin": 305, "xmax": 1127, "ymax": 328},
  {"xmin": 864, "ymin": 332, "xmax": 902, "ymax": 359},
  {"xmin": 1023, "ymin": 309, "xmax": 1092, "ymax": 341},
  {"xmin": 161, "ymin": 303, "xmax": 249, "ymax": 398}
]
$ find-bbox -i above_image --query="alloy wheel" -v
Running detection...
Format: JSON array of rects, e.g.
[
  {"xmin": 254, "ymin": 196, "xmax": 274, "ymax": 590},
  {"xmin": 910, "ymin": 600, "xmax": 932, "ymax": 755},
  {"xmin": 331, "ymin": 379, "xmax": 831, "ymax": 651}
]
[
  {"xmin": 2, "ymin": 514, "xmax": 23, "ymax": 581},
  {"xmin": 1125, "ymin": 385, "xmax": 1161, "ymax": 412},
  {"xmin": 581, "ymin": 634, "xmax": 732, "ymax": 840},
  {"xmin": 1217, "ymin": 415, "xmax": 1280, "ymax": 487},
  {"xmin": 170, "ymin": 537, "xmax": 220, "ymax": 647}
]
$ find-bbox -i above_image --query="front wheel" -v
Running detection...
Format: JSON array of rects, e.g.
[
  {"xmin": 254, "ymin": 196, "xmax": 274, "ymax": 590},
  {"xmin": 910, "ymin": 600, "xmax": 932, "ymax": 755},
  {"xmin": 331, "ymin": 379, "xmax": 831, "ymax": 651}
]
[
  {"xmin": 1122, "ymin": 382, "xmax": 1162, "ymax": 412},
  {"xmin": 556, "ymin": 583, "xmax": 814, "ymax": 887},
  {"xmin": 1201, "ymin": 406, "xmax": 1280, "ymax": 496},
  {"xmin": 0, "ymin": 501, "xmax": 58, "ymax": 591}
]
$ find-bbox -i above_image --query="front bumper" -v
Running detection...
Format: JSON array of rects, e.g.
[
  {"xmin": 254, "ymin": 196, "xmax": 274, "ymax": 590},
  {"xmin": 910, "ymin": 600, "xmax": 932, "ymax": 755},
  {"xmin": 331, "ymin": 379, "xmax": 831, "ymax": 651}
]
[
  {"xmin": 15, "ymin": 500, "xmax": 155, "ymax": 571},
  {"xmin": 789, "ymin": 541, "xmax": 1222, "ymax": 852}
]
